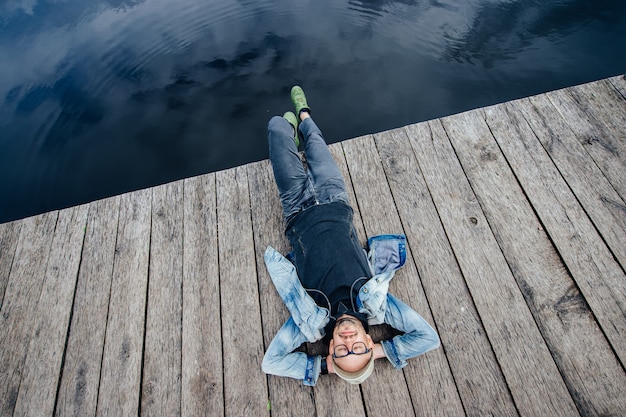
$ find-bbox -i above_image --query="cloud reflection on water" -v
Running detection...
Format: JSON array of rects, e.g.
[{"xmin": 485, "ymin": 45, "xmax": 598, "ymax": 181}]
[{"xmin": 0, "ymin": 0, "xmax": 625, "ymax": 222}]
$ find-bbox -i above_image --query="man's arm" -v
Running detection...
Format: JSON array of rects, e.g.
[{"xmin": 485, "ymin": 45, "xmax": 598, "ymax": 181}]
[
  {"xmin": 379, "ymin": 294, "xmax": 440, "ymax": 369},
  {"xmin": 261, "ymin": 316, "xmax": 323, "ymax": 386}
]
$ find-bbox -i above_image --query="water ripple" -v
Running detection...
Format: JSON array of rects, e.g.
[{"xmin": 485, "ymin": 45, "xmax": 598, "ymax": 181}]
[{"xmin": 1, "ymin": 0, "xmax": 625, "ymax": 222}]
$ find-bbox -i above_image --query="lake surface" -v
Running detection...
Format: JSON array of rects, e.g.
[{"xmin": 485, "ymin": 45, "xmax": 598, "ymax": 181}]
[{"xmin": 1, "ymin": 0, "xmax": 625, "ymax": 223}]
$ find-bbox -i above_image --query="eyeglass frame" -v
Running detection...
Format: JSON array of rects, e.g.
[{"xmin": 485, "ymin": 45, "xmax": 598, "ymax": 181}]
[{"xmin": 332, "ymin": 341, "xmax": 371, "ymax": 359}]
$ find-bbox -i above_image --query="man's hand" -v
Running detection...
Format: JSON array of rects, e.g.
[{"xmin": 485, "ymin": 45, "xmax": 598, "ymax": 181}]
[
  {"xmin": 326, "ymin": 355, "xmax": 335, "ymax": 374},
  {"xmin": 373, "ymin": 343, "xmax": 386, "ymax": 360}
]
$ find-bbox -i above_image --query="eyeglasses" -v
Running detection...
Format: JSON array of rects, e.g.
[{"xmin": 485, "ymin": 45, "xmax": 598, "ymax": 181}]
[{"xmin": 333, "ymin": 341, "xmax": 371, "ymax": 358}]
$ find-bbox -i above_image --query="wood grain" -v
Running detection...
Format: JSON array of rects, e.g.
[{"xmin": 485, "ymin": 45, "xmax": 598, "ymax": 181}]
[
  {"xmin": 483, "ymin": 102, "xmax": 626, "ymax": 367},
  {"xmin": 216, "ymin": 166, "xmax": 269, "ymax": 416},
  {"xmin": 12, "ymin": 205, "xmax": 89, "ymax": 417},
  {"xmin": 248, "ymin": 159, "xmax": 318, "ymax": 417},
  {"xmin": 97, "ymin": 189, "xmax": 151, "ymax": 417},
  {"xmin": 182, "ymin": 173, "xmax": 224, "ymax": 417},
  {"xmin": 55, "ymin": 196, "xmax": 120, "ymax": 417},
  {"xmin": 142, "ymin": 182, "xmax": 184, "ymax": 416},
  {"xmin": 0, "ymin": 211, "xmax": 57, "ymax": 417},
  {"xmin": 0, "ymin": 221, "xmax": 21, "ymax": 309},
  {"xmin": 608, "ymin": 74, "xmax": 626, "ymax": 98},
  {"xmin": 414, "ymin": 115, "xmax": 578, "ymax": 417},
  {"xmin": 343, "ymin": 135, "xmax": 464, "ymax": 417},
  {"xmin": 568, "ymin": 79, "xmax": 626, "ymax": 160},
  {"xmin": 546, "ymin": 87, "xmax": 626, "ymax": 200},
  {"xmin": 514, "ymin": 94, "xmax": 626, "ymax": 270},
  {"xmin": 380, "ymin": 124, "xmax": 518, "ymax": 416},
  {"xmin": 448, "ymin": 105, "xmax": 626, "ymax": 415}
]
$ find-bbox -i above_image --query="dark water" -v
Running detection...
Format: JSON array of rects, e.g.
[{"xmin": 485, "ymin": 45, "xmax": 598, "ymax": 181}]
[{"xmin": 1, "ymin": 0, "xmax": 625, "ymax": 223}]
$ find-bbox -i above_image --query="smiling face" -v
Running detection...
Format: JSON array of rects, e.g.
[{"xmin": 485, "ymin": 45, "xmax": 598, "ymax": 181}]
[{"xmin": 329, "ymin": 315, "xmax": 374, "ymax": 373}]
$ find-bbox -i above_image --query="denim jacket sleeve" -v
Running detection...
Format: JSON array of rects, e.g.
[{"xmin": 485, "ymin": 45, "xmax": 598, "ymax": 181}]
[
  {"xmin": 379, "ymin": 294, "xmax": 440, "ymax": 369},
  {"xmin": 261, "ymin": 316, "xmax": 323, "ymax": 386},
  {"xmin": 358, "ymin": 234, "xmax": 407, "ymax": 324},
  {"xmin": 261, "ymin": 246, "xmax": 330, "ymax": 386},
  {"xmin": 367, "ymin": 234, "xmax": 407, "ymax": 275},
  {"xmin": 360, "ymin": 235, "xmax": 440, "ymax": 368}
]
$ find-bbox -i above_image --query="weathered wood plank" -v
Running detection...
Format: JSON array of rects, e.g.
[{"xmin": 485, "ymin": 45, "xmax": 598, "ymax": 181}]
[
  {"xmin": 247, "ymin": 159, "xmax": 318, "ymax": 417},
  {"xmin": 568, "ymin": 79, "xmax": 626, "ymax": 157},
  {"xmin": 0, "ymin": 211, "xmax": 57, "ymax": 417},
  {"xmin": 313, "ymin": 144, "xmax": 369, "ymax": 417},
  {"xmin": 412, "ymin": 116, "xmax": 579, "ymax": 417},
  {"xmin": 342, "ymin": 136, "xmax": 416, "ymax": 417},
  {"xmin": 216, "ymin": 166, "xmax": 269, "ymax": 416},
  {"xmin": 182, "ymin": 173, "xmax": 224, "ymax": 417},
  {"xmin": 608, "ymin": 74, "xmax": 626, "ymax": 99},
  {"xmin": 514, "ymin": 94, "xmax": 626, "ymax": 270},
  {"xmin": 329, "ymin": 143, "xmax": 368, "ymax": 248},
  {"xmin": 96, "ymin": 189, "xmax": 151, "ymax": 417},
  {"xmin": 55, "ymin": 196, "xmax": 120, "ymax": 417},
  {"xmin": 546, "ymin": 86, "xmax": 626, "ymax": 200},
  {"xmin": 343, "ymin": 135, "xmax": 464, "ymax": 417},
  {"xmin": 12, "ymin": 205, "xmax": 89, "ymax": 416},
  {"xmin": 446, "ymin": 106, "xmax": 626, "ymax": 416},
  {"xmin": 0, "ymin": 221, "xmax": 21, "ymax": 308},
  {"xmin": 141, "ymin": 182, "xmax": 184, "ymax": 416},
  {"xmin": 483, "ymin": 103, "xmax": 626, "ymax": 367},
  {"xmin": 378, "ymin": 125, "xmax": 518, "ymax": 416}
]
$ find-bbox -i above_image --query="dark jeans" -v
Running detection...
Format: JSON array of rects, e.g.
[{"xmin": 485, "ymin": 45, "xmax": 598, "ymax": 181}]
[{"xmin": 267, "ymin": 116, "xmax": 349, "ymax": 223}]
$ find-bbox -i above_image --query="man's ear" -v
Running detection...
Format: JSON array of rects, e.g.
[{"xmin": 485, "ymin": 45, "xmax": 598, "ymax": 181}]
[
  {"xmin": 366, "ymin": 334, "xmax": 374, "ymax": 348},
  {"xmin": 328, "ymin": 338, "xmax": 334, "ymax": 355}
]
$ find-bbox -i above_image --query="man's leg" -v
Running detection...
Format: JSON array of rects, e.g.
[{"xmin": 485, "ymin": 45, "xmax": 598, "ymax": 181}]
[
  {"xmin": 290, "ymin": 86, "xmax": 349, "ymax": 205},
  {"xmin": 298, "ymin": 112, "xmax": 350, "ymax": 206},
  {"xmin": 267, "ymin": 115, "xmax": 316, "ymax": 221}
]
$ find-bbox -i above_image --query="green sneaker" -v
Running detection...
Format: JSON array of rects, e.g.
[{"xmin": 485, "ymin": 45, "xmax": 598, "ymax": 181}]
[
  {"xmin": 291, "ymin": 85, "xmax": 311, "ymax": 117},
  {"xmin": 282, "ymin": 111, "xmax": 299, "ymax": 147}
]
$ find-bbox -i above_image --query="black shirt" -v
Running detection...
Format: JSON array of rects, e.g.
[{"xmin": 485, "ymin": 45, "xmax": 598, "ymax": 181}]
[{"xmin": 286, "ymin": 202, "xmax": 372, "ymax": 319}]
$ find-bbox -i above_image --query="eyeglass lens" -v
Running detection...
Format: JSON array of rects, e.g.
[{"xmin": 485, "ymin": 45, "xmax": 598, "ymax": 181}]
[{"xmin": 334, "ymin": 341, "xmax": 368, "ymax": 358}]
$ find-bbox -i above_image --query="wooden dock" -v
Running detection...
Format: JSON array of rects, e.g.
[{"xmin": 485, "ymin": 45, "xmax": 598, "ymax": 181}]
[{"xmin": 1, "ymin": 76, "xmax": 625, "ymax": 417}]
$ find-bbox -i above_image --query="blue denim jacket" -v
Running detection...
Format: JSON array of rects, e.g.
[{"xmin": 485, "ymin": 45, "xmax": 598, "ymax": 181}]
[{"xmin": 261, "ymin": 234, "xmax": 440, "ymax": 386}]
